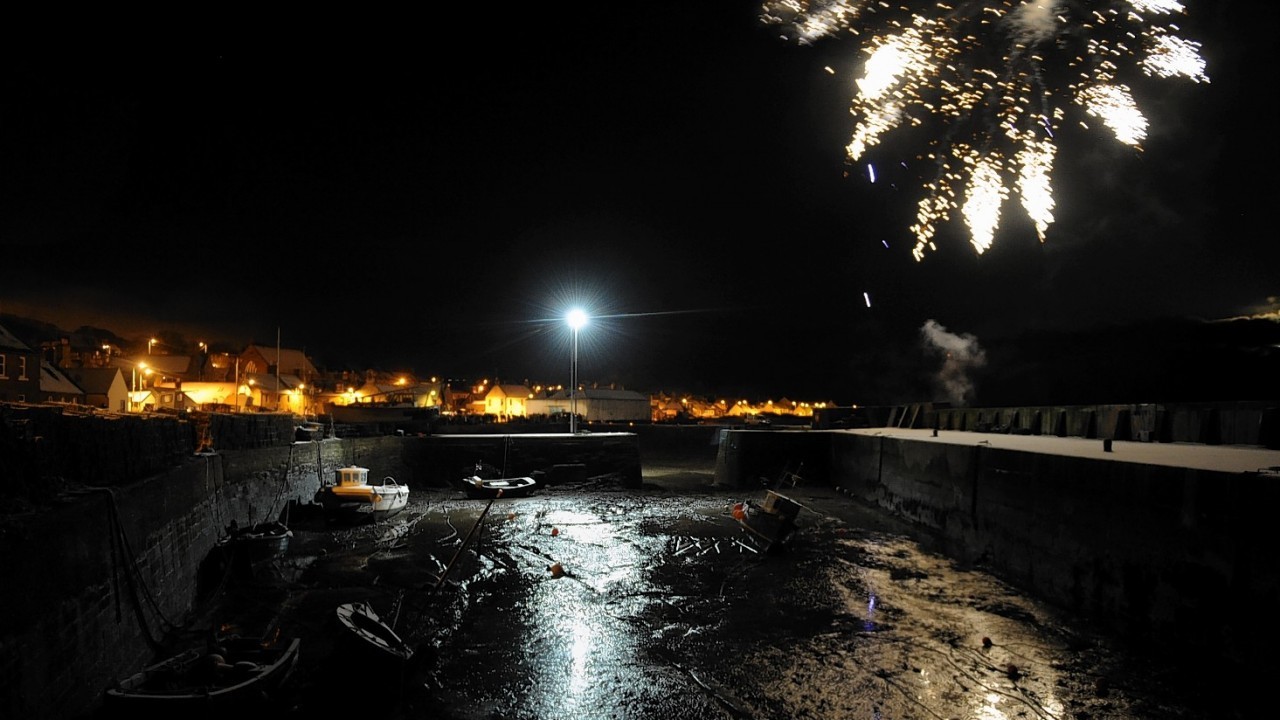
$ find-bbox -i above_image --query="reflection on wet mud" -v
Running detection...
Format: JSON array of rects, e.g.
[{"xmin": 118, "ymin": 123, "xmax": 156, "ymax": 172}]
[{"xmin": 201, "ymin": 486, "xmax": 1223, "ymax": 719}]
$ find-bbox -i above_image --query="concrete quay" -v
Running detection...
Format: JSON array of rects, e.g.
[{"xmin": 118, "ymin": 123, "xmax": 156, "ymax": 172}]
[{"xmin": 822, "ymin": 427, "xmax": 1280, "ymax": 681}]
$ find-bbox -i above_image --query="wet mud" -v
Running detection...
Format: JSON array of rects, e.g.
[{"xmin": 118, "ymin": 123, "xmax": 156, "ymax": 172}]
[{"xmin": 114, "ymin": 468, "xmax": 1239, "ymax": 719}]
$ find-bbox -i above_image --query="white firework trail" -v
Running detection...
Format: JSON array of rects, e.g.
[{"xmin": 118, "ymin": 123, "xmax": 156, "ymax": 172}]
[{"xmin": 761, "ymin": 0, "xmax": 1209, "ymax": 259}]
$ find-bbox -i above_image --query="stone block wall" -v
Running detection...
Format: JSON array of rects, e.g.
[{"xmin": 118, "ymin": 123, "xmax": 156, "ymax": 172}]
[
  {"xmin": 828, "ymin": 431, "xmax": 1280, "ymax": 681},
  {"xmin": 928, "ymin": 401, "xmax": 1279, "ymax": 447},
  {"xmin": 413, "ymin": 432, "xmax": 642, "ymax": 488},
  {"xmin": 0, "ymin": 404, "xmax": 196, "ymax": 493},
  {"xmin": 712, "ymin": 429, "xmax": 831, "ymax": 489},
  {"xmin": 0, "ymin": 435, "xmax": 406, "ymax": 720},
  {"xmin": 0, "ymin": 430, "xmax": 643, "ymax": 719},
  {"xmin": 0, "ymin": 459, "xmax": 215, "ymax": 719}
]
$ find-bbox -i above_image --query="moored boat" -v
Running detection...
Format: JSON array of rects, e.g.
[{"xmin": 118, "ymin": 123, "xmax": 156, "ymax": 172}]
[
  {"xmin": 335, "ymin": 601, "xmax": 415, "ymax": 664},
  {"xmin": 216, "ymin": 519, "xmax": 292, "ymax": 564},
  {"xmin": 463, "ymin": 474, "xmax": 538, "ymax": 499},
  {"xmin": 315, "ymin": 466, "xmax": 409, "ymax": 522},
  {"xmin": 104, "ymin": 635, "xmax": 300, "ymax": 712},
  {"xmin": 212, "ymin": 519, "xmax": 293, "ymax": 583}
]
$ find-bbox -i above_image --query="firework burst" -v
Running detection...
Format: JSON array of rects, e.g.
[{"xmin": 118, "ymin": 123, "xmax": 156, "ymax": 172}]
[{"xmin": 761, "ymin": 0, "xmax": 1209, "ymax": 259}]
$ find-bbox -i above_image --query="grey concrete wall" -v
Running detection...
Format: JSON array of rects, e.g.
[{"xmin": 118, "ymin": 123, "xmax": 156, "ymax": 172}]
[
  {"xmin": 713, "ymin": 429, "xmax": 830, "ymax": 489},
  {"xmin": 414, "ymin": 432, "xmax": 641, "ymax": 488},
  {"xmin": 828, "ymin": 431, "xmax": 1280, "ymax": 676},
  {"xmin": 928, "ymin": 401, "xmax": 1279, "ymax": 447},
  {"xmin": 820, "ymin": 401, "xmax": 1279, "ymax": 448}
]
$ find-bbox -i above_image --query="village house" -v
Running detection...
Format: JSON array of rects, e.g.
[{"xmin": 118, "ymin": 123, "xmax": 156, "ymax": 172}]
[
  {"xmin": 529, "ymin": 386, "xmax": 650, "ymax": 423},
  {"xmin": 483, "ymin": 383, "xmax": 534, "ymax": 421},
  {"xmin": 0, "ymin": 322, "xmax": 39, "ymax": 403},
  {"xmin": 38, "ymin": 360, "xmax": 85, "ymax": 405},
  {"xmin": 66, "ymin": 367, "xmax": 129, "ymax": 412}
]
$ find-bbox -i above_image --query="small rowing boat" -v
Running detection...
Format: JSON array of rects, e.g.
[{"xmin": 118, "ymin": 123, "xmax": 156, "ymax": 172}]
[
  {"xmin": 104, "ymin": 635, "xmax": 300, "ymax": 712},
  {"xmin": 335, "ymin": 601, "xmax": 415, "ymax": 664},
  {"xmin": 463, "ymin": 475, "xmax": 538, "ymax": 499}
]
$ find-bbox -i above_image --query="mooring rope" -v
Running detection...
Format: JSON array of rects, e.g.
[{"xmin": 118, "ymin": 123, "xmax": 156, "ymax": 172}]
[
  {"xmin": 265, "ymin": 442, "xmax": 294, "ymax": 523},
  {"xmin": 84, "ymin": 486, "xmax": 187, "ymax": 650}
]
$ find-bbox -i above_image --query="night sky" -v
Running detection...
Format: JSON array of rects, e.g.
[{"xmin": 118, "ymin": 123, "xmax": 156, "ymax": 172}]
[{"xmin": 2, "ymin": 2, "xmax": 1276, "ymax": 407}]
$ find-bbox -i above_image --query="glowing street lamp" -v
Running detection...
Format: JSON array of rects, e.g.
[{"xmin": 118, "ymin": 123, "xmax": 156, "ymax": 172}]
[
  {"xmin": 566, "ymin": 308, "xmax": 588, "ymax": 434},
  {"xmin": 130, "ymin": 361, "xmax": 153, "ymax": 412},
  {"xmin": 148, "ymin": 338, "xmax": 156, "ymax": 355}
]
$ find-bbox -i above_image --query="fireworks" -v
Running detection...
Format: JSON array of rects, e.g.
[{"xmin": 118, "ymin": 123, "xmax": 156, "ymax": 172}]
[{"xmin": 761, "ymin": 1, "xmax": 1209, "ymax": 259}]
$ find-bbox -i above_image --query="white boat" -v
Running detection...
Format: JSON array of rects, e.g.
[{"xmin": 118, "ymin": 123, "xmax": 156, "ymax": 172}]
[
  {"xmin": 316, "ymin": 466, "xmax": 409, "ymax": 522},
  {"xmin": 335, "ymin": 601, "xmax": 415, "ymax": 664},
  {"xmin": 463, "ymin": 475, "xmax": 538, "ymax": 499}
]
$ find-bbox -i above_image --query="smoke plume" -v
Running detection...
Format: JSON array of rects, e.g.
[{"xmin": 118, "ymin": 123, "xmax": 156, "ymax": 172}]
[{"xmin": 920, "ymin": 320, "xmax": 987, "ymax": 406}]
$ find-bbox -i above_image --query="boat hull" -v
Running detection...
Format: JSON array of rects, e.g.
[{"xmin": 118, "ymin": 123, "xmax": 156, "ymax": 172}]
[
  {"xmin": 216, "ymin": 521, "xmax": 292, "ymax": 564},
  {"xmin": 104, "ymin": 637, "xmax": 300, "ymax": 711},
  {"xmin": 317, "ymin": 467, "xmax": 410, "ymax": 522},
  {"xmin": 463, "ymin": 475, "xmax": 538, "ymax": 499},
  {"xmin": 318, "ymin": 486, "xmax": 409, "ymax": 520},
  {"xmin": 335, "ymin": 601, "xmax": 415, "ymax": 664}
]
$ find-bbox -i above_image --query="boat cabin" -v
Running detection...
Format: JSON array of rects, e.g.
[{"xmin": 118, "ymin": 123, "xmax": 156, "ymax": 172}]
[{"xmin": 336, "ymin": 466, "xmax": 370, "ymax": 487}]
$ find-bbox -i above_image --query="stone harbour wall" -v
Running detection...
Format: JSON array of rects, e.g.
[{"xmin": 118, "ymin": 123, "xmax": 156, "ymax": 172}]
[
  {"xmin": 0, "ymin": 420, "xmax": 644, "ymax": 720},
  {"xmin": 0, "ymin": 431, "xmax": 411, "ymax": 720},
  {"xmin": 826, "ymin": 430, "xmax": 1280, "ymax": 681},
  {"xmin": 6, "ymin": 405, "xmax": 1275, "ymax": 718}
]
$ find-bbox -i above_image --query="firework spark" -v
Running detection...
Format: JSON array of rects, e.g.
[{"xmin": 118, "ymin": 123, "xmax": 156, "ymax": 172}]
[{"xmin": 761, "ymin": 0, "xmax": 1209, "ymax": 259}]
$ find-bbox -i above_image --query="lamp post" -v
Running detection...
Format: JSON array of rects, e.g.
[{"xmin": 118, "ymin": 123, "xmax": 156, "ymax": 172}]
[
  {"xmin": 132, "ymin": 361, "xmax": 151, "ymax": 412},
  {"xmin": 566, "ymin": 308, "xmax": 588, "ymax": 434}
]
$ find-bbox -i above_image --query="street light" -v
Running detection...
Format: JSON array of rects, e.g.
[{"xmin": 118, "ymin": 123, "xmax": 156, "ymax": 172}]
[
  {"xmin": 131, "ymin": 361, "xmax": 152, "ymax": 412},
  {"xmin": 566, "ymin": 308, "xmax": 588, "ymax": 434},
  {"xmin": 148, "ymin": 338, "xmax": 157, "ymax": 355}
]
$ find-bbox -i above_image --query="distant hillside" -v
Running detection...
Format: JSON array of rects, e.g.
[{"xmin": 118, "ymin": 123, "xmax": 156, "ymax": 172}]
[
  {"xmin": 0, "ymin": 313, "xmax": 128, "ymax": 353},
  {"xmin": 969, "ymin": 316, "xmax": 1280, "ymax": 407}
]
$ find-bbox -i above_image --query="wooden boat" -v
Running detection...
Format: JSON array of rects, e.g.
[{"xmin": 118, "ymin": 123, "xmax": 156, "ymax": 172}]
[
  {"xmin": 315, "ymin": 465, "xmax": 409, "ymax": 522},
  {"xmin": 335, "ymin": 601, "xmax": 414, "ymax": 663},
  {"xmin": 215, "ymin": 520, "xmax": 292, "ymax": 565},
  {"xmin": 104, "ymin": 635, "xmax": 300, "ymax": 711},
  {"xmin": 463, "ymin": 474, "xmax": 538, "ymax": 499},
  {"xmin": 735, "ymin": 489, "xmax": 802, "ymax": 553},
  {"xmin": 211, "ymin": 519, "xmax": 292, "ymax": 583}
]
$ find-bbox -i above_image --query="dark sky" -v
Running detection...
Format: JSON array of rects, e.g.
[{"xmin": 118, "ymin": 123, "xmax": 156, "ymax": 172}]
[{"xmin": 2, "ymin": 2, "xmax": 1276, "ymax": 407}]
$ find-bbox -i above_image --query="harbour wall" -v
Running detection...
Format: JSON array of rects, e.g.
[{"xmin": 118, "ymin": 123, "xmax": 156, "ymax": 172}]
[
  {"xmin": 0, "ymin": 410, "xmax": 645, "ymax": 720},
  {"xmin": 3, "ymin": 402, "xmax": 1276, "ymax": 716},
  {"xmin": 717, "ymin": 427, "xmax": 1279, "ymax": 684},
  {"xmin": 0, "ymin": 435, "xmax": 410, "ymax": 719}
]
